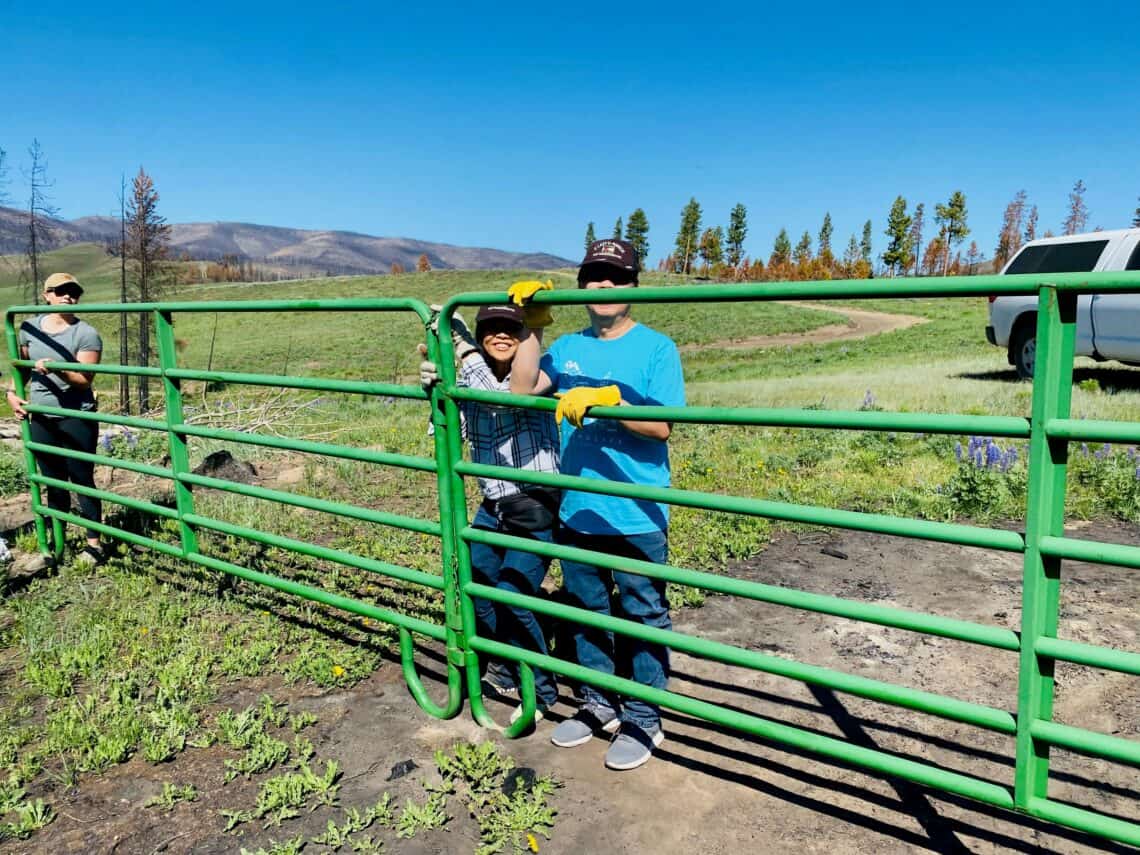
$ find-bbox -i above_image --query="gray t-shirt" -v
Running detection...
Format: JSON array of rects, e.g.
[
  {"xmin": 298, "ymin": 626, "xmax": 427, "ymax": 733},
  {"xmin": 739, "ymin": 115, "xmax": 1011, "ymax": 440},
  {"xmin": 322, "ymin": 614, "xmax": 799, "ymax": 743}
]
[{"xmin": 17, "ymin": 315, "xmax": 103, "ymax": 414}]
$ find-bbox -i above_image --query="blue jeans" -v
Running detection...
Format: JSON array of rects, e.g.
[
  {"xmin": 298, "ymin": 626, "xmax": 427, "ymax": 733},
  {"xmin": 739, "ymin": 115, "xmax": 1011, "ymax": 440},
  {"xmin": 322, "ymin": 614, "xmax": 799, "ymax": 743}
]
[
  {"xmin": 558, "ymin": 527, "xmax": 670, "ymax": 730},
  {"xmin": 469, "ymin": 506, "xmax": 558, "ymax": 707}
]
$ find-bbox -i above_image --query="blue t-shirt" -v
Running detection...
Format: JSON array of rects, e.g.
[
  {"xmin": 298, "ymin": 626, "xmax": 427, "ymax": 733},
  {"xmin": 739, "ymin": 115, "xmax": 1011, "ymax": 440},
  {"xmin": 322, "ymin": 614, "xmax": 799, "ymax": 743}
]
[{"xmin": 540, "ymin": 322, "xmax": 685, "ymax": 535}]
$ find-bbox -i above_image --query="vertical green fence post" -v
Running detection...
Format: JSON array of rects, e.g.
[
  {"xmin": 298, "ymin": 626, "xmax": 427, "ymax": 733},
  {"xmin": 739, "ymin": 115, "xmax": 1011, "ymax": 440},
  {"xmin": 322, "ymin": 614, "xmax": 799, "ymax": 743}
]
[
  {"xmin": 1015, "ymin": 285, "xmax": 1076, "ymax": 809},
  {"xmin": 398, "ymin": 314, "xmax": 463, "ymax": 718},
  {"xmin": 436, "ymin": 307, "xmax": 538, "ymax": 734},
  {"xmin": 154, "ymin": 310, "xmax": 198, "ymax": 557},
  {"xmin": 3, "ymin": 315, "xmax": 52, "ymax": 557}
]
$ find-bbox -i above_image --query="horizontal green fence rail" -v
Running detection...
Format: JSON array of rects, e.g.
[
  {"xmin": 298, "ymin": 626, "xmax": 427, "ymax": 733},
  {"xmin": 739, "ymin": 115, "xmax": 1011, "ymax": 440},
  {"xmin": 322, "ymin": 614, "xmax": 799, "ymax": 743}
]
[
  {"xmin": 455, "ymin": 458, "xmax": 1028, "ymax": 552},
  {"xmin": 6, "ymin": 271, "xmax": 1140, "ymax": 847},
  {"xmin": 463, "ymin": 526, "xmax": 1021, "ymax": 650}
]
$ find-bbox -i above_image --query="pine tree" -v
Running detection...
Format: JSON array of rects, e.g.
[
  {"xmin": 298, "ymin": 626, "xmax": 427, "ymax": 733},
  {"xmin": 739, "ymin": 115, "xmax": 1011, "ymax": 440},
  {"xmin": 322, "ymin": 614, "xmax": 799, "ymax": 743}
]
[
  {"xmin": 793, "ymin": 231, "xmax": 813, "ymax": 267},
  {"xmin": 624, "ymin": 208, "xmax": 650, "ymax": 267},
  {"xmin": 1133, "ymin": 197, "xmax": 1140, "ymax": 228},
  {"xmin": 584, "ymin": 222, "xmax": 596, "ymax": 252},
  {"xmin": 698, "ymin": 227, "xmax": 724, "ymax": 274},
  {"xmin": 922, "ymin": 236, "xmax": 945, "ymax": 276},
  {"xmin": 818, "ymin": 212, "xmax": 833, "ymax": 259},
  {"xmin": 674, "ymin": 197, "xmax": 702, "ymax": 274},
  {"xmin": 126, "ymin": 167, "xmax": 171, "ymax": 413},
  {"xmin": 994, "ymin": 190, "xmax": 1027, "ymax": 270},
  {"xmin": 726, "ymin": 203, "xmax": 748, "ymax": 267},
  {"xmin": 882, "ymin": 196, "xmax": 913, "ymax": 276},
  {"xmin": 908, "ymin": 203, "xmax": 925, "ymax": 275},
  {"xmin": 934, "ymin": 191, "xmax": 969, "ymax": 275},
  {"xmin": 770, "ymin": 229, "xmax": 792, "ymax": 267},
  {"xmin": 1062, "ymin": 179, "xmax": 1089, "ymax": 235},
  {"xmin": 843, "ymin": 234, "xmax": 860, "ymax": 270},
  {"xmin": 613, "ymin": 216, "xmax": 623, "ymax": 239},
  {"xmin": 1024, "ymin": 205, "xmax": 1038, "ymax": 243},
  {"xmin": 860, "ymin": 220, "xmax": 873, "ymax": 263}
]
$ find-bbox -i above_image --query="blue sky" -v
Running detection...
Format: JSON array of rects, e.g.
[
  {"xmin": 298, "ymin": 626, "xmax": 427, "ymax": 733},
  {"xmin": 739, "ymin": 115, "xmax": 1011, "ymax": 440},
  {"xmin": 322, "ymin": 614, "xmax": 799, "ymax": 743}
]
[{"xmin": 3, "ymin": 1, "xmax": 1138, "ymax": 265}]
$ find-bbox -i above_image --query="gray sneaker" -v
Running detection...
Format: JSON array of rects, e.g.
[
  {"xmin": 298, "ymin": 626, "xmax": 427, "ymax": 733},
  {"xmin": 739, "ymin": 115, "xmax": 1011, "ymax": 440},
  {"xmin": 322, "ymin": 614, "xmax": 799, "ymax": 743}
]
[
  {"xmin": 550, "ymin": 705, "xmax": 620, "ymax": 748},
  {"xmin": 604, "ymin": 722, "xmax": 664, "ymax": 771}
]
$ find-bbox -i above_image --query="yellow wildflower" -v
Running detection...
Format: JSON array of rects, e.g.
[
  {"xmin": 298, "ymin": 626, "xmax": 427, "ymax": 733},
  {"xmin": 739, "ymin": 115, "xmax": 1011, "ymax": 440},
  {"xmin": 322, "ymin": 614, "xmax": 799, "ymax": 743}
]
[
  {"xmin": 332, "ymin": 665, "xmax": 346, "ymax": 678},
  {"xmin": 527, "ymin": 833, "xmax": 539, "ymax": 853},
  {"xmin": 139, "ymin": 626, "xmax": 149, "ymax": 636}
]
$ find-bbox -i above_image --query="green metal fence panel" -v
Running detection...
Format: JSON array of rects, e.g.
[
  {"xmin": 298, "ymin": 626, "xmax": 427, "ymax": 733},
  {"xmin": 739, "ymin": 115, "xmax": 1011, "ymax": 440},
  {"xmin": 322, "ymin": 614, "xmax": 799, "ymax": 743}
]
[
  {"xmin": 6, "ymin": 271, "xmax": 1140, "ymax": 846},
  {"xmin": 4, "ymin": 297, "xmax": 463, "ymax": 723},
  {"xmin": 435, "ymin": 275, "xmax": 1139, "ymax": 846}
]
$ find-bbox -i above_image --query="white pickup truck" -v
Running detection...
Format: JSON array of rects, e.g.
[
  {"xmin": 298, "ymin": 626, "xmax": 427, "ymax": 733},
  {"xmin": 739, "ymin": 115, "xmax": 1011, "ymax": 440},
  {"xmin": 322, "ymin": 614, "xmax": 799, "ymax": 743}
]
[{"xmin": 986, "ymin": 228, "xmax": 1140, "ymax": 377}]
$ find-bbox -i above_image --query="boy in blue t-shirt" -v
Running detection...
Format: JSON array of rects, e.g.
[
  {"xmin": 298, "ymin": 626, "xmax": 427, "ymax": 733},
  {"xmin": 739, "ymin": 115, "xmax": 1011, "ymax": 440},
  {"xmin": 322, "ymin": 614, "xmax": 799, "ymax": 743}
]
[{"xmin": 509, "ymin": 239, "xmax": 685, "ymax": 771}]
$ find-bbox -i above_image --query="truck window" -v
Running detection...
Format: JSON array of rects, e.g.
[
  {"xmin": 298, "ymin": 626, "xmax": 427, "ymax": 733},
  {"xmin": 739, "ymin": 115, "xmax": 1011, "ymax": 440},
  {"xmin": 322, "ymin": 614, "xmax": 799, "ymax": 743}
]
[
  {"xmin": 1127, "ymin": 242, "xmax": 1140, "ymax": 271},
  {"xmin": 1005, "ymin": 239, "xmax": 1108, "ymax": 275}
]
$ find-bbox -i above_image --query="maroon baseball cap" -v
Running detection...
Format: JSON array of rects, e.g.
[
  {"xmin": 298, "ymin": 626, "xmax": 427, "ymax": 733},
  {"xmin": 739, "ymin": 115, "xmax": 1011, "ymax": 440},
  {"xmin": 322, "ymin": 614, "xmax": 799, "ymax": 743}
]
[
  {"xmin": 580, "ymin": 238, "xmax": 640, "ymax": 274},
  {"xmin": 475, "ymin": 303, "xmax": 526, "ymax": 333}
]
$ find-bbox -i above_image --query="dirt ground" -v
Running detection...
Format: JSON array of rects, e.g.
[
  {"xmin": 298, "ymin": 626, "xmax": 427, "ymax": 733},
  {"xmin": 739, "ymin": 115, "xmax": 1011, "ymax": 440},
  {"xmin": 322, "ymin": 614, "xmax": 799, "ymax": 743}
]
[
  {"xmin": 8, "ymin": 520, "xmax": 1138, "ymax": 854},
  {"xmin": 677, "ymin": 301, "xmax": 929, "ymax": 353}
]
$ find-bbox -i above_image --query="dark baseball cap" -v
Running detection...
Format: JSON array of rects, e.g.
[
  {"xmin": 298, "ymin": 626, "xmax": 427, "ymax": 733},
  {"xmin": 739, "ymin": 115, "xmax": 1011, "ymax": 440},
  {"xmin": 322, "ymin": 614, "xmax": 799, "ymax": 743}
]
[
  {"xmin": 475, "ymin": 303, "xmax": 526, "ymax": 330},
  {"xmin": 580, "ymin": 239, "xmax": 640, "ymax": 274}
]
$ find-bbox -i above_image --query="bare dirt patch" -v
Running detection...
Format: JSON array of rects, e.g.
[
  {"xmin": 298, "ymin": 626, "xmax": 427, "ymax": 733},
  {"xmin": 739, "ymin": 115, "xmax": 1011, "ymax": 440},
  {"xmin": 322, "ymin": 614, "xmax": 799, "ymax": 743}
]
[
  {"xmin": 679, "ymin": 301, "xmax": 929, "ymax": 353},
  {"xmin": 11, "ymin": 521, "xmax": 1138, "ymax": 853}
]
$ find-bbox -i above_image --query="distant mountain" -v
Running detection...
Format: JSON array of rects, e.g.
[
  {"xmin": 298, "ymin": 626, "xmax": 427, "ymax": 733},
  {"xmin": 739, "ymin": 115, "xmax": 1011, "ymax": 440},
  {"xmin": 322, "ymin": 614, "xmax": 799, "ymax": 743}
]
[{"xmin": 0, "ymin": 207, "xmax": 575, "ymax": 274}]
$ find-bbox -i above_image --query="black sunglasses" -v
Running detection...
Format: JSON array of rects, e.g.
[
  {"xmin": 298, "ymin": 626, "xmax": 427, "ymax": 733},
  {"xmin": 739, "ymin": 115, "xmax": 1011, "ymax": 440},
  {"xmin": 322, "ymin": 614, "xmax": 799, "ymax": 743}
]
[
  {"xmin": 45, "ymin": 285, "xmax": 82, "ymax": 299},
  {"xmin": 577, "ymin": 264, "xmax": 637, "ymax": 287}
]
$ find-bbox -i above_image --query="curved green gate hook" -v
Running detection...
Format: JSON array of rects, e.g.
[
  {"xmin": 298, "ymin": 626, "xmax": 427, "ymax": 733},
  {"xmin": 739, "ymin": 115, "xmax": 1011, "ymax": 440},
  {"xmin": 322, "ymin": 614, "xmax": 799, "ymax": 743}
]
[
  {"xmin": 464, "ymin": 650, "xmax": 538, "ymax": 737},
  {"xmin": 399, "ymin": 627, "xmax": 463, "ymax": 719}
]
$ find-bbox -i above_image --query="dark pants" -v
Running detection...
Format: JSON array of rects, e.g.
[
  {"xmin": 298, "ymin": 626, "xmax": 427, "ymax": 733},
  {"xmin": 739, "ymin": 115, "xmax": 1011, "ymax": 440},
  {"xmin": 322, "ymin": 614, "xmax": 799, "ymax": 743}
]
[
  {"xmin": 557, "ymin": 526, "xmax": 671, "ymax": 730},
  {"xmin": 29, "ymin": 415, "xmax": 100, "ymax": 540},
  {"xmin": 469, "ymin": 505, "xmax": 559, "ymax": 707}
]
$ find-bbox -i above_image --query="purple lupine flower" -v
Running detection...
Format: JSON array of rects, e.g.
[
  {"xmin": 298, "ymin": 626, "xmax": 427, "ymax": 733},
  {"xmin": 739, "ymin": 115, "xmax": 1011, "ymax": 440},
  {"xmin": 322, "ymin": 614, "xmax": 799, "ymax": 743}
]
[
  {"xmin": 986, "ymin": 440, "xmax": 1002, "ymax": 468},
  {"xmin": 955, "ymin": 442, "xmax": 963, "ymax": 462},
  {"xmin": 1080, "ymin": 443, "xmax": 1090, "ymax": 457},
  {"xmin": 99, "ymin": 433, "xmax": 113, "ymax": 452},
  {"xmin": 862, "ymin": 390, "xmax": 875, "ymax": 409}
]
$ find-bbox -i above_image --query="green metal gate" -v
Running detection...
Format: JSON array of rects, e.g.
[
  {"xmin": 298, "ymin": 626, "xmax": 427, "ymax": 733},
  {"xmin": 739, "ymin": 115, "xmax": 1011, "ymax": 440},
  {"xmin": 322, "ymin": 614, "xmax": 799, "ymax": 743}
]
[{"xmin": 6, "ymin": 271, "xmax": 1140, "ymax": 847}]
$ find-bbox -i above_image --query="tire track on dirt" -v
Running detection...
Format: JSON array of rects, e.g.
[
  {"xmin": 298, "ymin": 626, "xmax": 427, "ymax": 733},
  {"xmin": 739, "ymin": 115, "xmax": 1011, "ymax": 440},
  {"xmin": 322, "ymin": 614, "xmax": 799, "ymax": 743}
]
[{"xmin": 679, "ymin": 301, "xmax": 929, "ymax": 352}]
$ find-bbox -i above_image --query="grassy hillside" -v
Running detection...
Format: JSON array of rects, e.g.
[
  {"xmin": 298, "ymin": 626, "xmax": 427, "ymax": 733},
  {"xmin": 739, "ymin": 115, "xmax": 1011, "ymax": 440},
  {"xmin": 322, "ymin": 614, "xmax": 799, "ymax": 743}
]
[
  {"xmin": 0, "ymin": 243, "xmax": 122, "ymax": 299},
  {"xmin": 1, "ymin": 257, "xmax": 841, "ymax": 393}
]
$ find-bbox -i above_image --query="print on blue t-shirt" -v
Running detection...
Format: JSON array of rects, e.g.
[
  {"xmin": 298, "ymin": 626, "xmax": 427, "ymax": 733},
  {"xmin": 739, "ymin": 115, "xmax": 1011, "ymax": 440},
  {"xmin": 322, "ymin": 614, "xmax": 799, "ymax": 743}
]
[{"xmin": 540, "ymin": 323, "xmax": 685, "ymax": 536}]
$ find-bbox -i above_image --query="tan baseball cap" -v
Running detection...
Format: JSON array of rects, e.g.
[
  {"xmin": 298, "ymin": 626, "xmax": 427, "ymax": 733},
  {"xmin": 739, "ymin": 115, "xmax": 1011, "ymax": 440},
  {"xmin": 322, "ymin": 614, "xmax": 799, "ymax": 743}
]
[{"xmin": 43, "ymin": 272, "xmax": 84, "ymax": 295}]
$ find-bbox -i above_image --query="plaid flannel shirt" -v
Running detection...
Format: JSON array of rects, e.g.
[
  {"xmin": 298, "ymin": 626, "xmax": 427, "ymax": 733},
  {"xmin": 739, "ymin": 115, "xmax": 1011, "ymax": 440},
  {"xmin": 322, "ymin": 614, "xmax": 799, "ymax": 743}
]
[{"xmin": 459, "ymin": 354, "xmax": 560, "ymax": 501}]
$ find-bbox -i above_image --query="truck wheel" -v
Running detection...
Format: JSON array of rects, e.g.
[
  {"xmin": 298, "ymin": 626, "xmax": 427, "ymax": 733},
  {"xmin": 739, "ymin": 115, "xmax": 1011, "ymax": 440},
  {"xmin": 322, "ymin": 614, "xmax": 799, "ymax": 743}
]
[{"xmin": 1010, "ymin": 322, "xmax": 1036, "ymax": 379}]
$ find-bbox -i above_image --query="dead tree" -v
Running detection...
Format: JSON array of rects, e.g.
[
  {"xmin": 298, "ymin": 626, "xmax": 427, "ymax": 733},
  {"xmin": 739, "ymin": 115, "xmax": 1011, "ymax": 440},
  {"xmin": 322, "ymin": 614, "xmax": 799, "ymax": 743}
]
[
  {"xmin": 125, "ymin": 167, "xmax": 171, "ymax": 413},
  {"xmin": 23, "ymin": 140, "xmax": 58, "ymax": 304}
]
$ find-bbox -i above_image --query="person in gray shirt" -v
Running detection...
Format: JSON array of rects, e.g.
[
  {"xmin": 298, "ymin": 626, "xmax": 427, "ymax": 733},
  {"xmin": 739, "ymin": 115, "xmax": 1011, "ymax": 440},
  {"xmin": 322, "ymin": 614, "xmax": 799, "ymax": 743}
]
[{"xmin": 7, "ymin": 273, "xmax": 105, "ymax": 565}]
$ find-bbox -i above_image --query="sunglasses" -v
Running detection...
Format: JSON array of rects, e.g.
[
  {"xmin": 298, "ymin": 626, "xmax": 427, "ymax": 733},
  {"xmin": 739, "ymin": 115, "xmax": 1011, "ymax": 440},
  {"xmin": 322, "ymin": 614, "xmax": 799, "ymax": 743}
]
[
  {"xmin": 577, "ymin": 264, "xmax": 636, "ymax": 287},
  {"xmin": 45, "ymin": 285, "xmax": 82, "ymax": 299},
  {"xmin": 478, "ymin": 319, "xmax": 523, "ymax": 337}
]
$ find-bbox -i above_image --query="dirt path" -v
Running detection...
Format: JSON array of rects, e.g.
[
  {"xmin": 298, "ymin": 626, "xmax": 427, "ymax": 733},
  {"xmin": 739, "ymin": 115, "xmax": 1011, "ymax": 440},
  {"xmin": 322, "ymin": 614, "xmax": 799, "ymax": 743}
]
[
  {"xmin": 680, "ymin": 301, "xmax": 929, "ymax": 352},
  {"xmin": 16, "ymin": 522, "xmax": 1138, "ymax": 854}
]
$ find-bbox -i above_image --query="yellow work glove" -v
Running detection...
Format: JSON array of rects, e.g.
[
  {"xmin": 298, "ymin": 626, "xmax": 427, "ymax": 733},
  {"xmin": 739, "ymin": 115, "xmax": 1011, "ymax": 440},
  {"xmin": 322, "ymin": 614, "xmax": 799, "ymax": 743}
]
[
  {"xmin": 555, "ymin": 385, "xmax": 621, "ymax": 428},
  {"xmin": 507, "ymin": 279, "xmax": 555, "ymax": 329}
]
